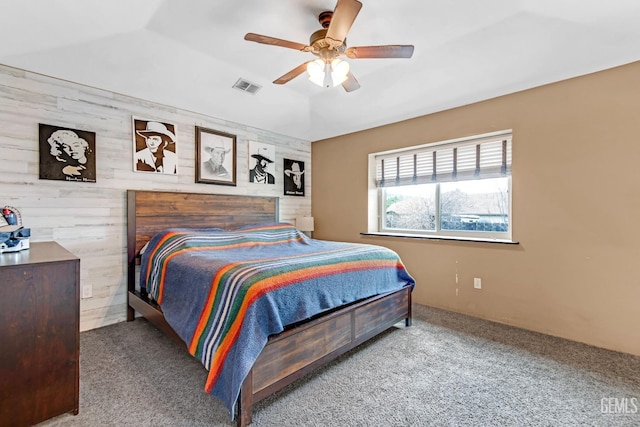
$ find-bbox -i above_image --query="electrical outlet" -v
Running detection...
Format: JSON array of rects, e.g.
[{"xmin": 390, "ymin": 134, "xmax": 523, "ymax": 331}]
[
  {"xmin": 82, "ymin": 284, "xmax": 92, "ymax": 299},
  {"xmin": 473, "ymin": 277, "xmax": 482, "ymax": 289}
]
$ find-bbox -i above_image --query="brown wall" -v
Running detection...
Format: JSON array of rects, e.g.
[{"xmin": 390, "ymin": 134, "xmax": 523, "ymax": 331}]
[{"xmin": 312, "ymin": 61, "xmax": 640, "ymax": 356}]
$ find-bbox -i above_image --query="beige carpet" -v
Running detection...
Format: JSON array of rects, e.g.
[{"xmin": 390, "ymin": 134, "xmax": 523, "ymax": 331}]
[{"xmin": 38, "ymin": 304, "xmax": 640, "ymax": 426}]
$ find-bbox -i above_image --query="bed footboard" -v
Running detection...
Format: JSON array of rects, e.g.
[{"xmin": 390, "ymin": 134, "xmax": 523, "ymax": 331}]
[
  {"xmin": 128, "ymin": 285, "xmax": 411, "ymax": 426},
  {"xmin": 237, "ymin": 285, "xmax": 412, "ymax": 426}
]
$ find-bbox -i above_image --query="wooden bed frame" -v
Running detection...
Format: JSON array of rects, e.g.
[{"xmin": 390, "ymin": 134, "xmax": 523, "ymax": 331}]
[{"xmin": 126, "ymin": 189, "xmax": 412, "ymax": 426}]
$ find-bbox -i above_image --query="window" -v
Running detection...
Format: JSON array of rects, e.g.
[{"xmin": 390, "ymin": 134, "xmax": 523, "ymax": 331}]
[{"xmin": 369, "ymin": 131, "xmax": 512, "ymax": 242}]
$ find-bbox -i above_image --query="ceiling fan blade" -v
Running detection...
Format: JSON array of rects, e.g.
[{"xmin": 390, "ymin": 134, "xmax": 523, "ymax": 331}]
[
  {"xmin": 274, "ymin": 61, "xmax": 313, "ymax": 84},
  {"xmin": 342, "ymin": 72, "xmax": 360, "ymax": 92},
  {"xmin": 244, "ymin": 33, "xmax": 309, "ymax": 51},
  {"xmin": 326, "ymin": 0, "xmax": 363, "ymax": 44},
  {"xmin": 345, "ymin": 45, "xmax": 415, "ymax": 59}
]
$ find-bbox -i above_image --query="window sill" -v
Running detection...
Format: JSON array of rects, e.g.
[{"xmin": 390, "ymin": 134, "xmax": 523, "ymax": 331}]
[{"xmin": 360, "ymin": 232, "xmax": 519, "ymax": 245}]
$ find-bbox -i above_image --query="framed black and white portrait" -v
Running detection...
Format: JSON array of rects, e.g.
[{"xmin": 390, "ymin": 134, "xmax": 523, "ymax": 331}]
[
  {"xmin": 248, "ymin": 141, "xmax": 275, "ymax": 185},
  {"xmin": 132, "ymin": 117, "xmax": 178, "ymax": 174},
  {"xmin": 284, "ymin": 158, "xmax": 305, "ymax": 196},
  {"xmin": 195, "ymin": 126, "xmax": 237, "ymax": 186},
  {"xmin": 39, "ymin": 123, "xmax": 96, "ymax": 183}
]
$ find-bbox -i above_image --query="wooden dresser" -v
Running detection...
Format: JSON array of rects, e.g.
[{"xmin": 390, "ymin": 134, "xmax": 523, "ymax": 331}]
[{"xmin": 0, "ymin": 242, "xmax": 80, "ymax": 426}]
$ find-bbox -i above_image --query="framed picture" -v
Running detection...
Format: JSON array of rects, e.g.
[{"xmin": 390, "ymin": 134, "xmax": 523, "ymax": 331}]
[
  {"xmin": 39, "ymin": 123, "xmax": 96, "ymax": 183},
  {"xmin": 132, "ymin": 117, "xmax": 178, "ymax": 174},
  {"xmin": 284, "ymin": 158, "xmax": 305, "ymax": 196},
  {"xmin": 195, "ymin": 126, "xmax": 237, "ymax": 186},
  {"xmin": 248, "ymin": 141, "xmax": 275, "ymax": 185}
]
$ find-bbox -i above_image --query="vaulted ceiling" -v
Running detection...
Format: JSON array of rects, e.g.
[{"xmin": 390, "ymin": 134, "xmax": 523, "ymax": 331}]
[{"xmin": 2, "ymin": 0, "xmax": 640, "ymax": 141}]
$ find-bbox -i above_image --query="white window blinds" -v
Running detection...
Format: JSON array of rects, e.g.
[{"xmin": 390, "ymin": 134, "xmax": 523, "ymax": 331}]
[{"xmin": 375, "ymin": 132, "xmax": 512, "ymax": 187}]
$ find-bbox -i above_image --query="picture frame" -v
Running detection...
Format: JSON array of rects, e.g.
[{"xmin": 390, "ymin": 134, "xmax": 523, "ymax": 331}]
[
  {"xmin": 132, "ymin": 117, "xmax": 178, "ymax": 175},
  {"xmin": 195, "ymin": 126, "xmax": 237, "ymax": 186},
  {"xmin": 248, "ymin": 141, "xmax": 275, "ymax": 185},
  {"xmin": 284, "ymin": 158, "xmax": 305, "ymax": 196},
  {"xmin": 39, "ymin": 123, "xmax": 97, "ymax": 183}
]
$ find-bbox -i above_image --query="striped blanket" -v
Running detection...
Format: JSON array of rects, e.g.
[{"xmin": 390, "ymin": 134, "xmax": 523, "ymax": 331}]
[{"xmin": 139, "ymin": 223, "xmax": 414, "ymax": 418}]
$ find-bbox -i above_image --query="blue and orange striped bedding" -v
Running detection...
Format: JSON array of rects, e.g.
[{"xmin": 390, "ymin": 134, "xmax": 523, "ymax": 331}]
[{"xmin": 139, "ymin": 223, "xmax": 414, "ymax": 418}]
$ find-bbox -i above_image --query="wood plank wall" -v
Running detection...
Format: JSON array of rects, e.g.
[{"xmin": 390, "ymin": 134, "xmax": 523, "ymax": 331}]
[{"xmin": 0, "ymin": 64, "xmax": 311, "ymax": 331}]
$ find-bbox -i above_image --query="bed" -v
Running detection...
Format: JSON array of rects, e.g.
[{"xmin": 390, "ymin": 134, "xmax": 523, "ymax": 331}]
[{"xmin": 126, "ymin": 189, "xmax": 414, "ymax": 426}]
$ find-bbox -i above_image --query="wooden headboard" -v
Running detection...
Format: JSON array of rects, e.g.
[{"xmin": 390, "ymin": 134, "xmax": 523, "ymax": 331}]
[{"xmin": 126, "ymin": 190, "xmax": 279, "ymax": 284}]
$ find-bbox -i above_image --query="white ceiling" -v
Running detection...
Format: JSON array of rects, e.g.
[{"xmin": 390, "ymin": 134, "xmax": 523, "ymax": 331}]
[{"xmin": 2, "ymin": 0, "xmax": 640, "ymax": 141}]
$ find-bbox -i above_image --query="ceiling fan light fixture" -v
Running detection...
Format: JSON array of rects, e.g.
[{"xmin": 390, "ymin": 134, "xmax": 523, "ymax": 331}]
[
  {"xmin": 307, "ymin": 59, "xmax": 326, "ymax": 86},
  {"xmin": 307, "ymin": 58, "xmax": 350, "ymax": 88},
  {"xmin": 245, "ymin": 0, "xmax": 413, "ymax": 92},
  {"xmin": 331, "ymin": 58, "xmax": 349, "ymax": 85}
]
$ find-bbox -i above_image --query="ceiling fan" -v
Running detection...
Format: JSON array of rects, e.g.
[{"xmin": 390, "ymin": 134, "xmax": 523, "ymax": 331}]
[{"xmin": 244, "ymin": 0, "xmax": 414, "ymax": 92}]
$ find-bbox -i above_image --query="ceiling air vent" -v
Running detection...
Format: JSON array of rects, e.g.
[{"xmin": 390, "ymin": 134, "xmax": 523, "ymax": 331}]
[{"xmin": 232, "ymin": 78, "xmax": 262, "ymax": 95}]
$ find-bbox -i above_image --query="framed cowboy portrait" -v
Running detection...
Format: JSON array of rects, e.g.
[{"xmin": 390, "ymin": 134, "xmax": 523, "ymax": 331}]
[
  {"xmin": 195, "ymin": 126, "xmax": 237, "ymax": 186},
  {"xmin": 284, "ymin": 158, "xmax": 305, "ymax": 196},
  {"xmin": 248, "ymin": 141, "xmax": 275, "ymax": 185},
  {"xmin": 132, "ymin": 117, "xmax": 178, "ymax": 175}
]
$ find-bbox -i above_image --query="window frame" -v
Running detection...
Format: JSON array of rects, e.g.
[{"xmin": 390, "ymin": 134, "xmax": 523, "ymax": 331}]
[{"xmin": 368, "ymin": 130, "xmax": 514, "ymax": 243}]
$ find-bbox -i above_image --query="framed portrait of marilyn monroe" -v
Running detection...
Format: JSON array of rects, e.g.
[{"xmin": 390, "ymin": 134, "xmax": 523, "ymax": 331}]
[
  {"xmin": 195, "ymin": 126, "xmax": 237, "ymax": 186},
  {"xmin": 39, "ymin": 123, "xmax": 96, "ymax": 183}
]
